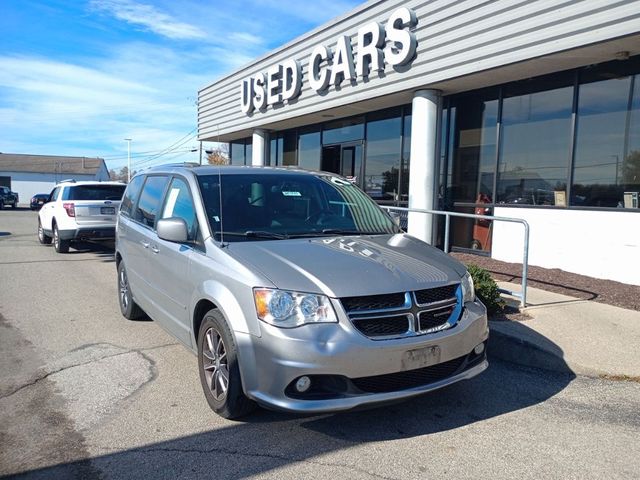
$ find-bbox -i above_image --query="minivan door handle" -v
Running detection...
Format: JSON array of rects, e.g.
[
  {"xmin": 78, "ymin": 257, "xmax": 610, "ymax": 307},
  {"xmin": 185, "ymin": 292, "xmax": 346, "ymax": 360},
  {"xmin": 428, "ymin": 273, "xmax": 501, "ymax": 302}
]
[
  {"xmin": 151, "ymin": 245, "xmax": 159, "ymax": 254},
  {"xmin": 140, "ymin": 241, "xmax": 150, "ymax": 249}
]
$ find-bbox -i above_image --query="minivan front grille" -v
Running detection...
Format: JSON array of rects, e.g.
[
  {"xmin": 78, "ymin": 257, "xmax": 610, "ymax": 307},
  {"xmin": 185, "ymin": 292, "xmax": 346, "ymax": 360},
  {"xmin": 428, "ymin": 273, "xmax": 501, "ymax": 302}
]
[
  {"xmin": 351, "ymin": 355, "xmax": 466, "ymax": 393},
  {"xmin": 341, "ymin": 284, "xmax": 461, "ymax": 340},
  {"xmin": 418, "ymin": 305, "xmax": 456, "ymax": 332},
  {"xmin": 351, "ymin": 315, "xmax": 411, "ymax": 337},
  {"xmin": 341, "ymin": 292, "xmax": 406, "ymax": 313},
  {"xmin": 414, "ymin": 284, "xmax": 458, "ymax": 305}
]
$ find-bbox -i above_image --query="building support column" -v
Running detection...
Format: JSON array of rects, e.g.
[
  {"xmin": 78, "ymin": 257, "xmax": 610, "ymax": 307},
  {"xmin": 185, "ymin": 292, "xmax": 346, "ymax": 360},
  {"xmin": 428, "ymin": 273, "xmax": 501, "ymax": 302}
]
[
  {"xmin": 251, "ymin": 129, "xmax": 269, "ymax": 166},
  {"xmin": 407, "ymin": 89, "xmax": 442, "ymax": 244}
]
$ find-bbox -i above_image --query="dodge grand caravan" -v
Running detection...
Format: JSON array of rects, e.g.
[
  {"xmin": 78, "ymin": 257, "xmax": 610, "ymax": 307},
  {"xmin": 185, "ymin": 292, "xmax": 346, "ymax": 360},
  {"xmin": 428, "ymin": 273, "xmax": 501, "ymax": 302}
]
[{"xmin": 115, "ymin": 164, "xmax": 488, "ymax": 418}]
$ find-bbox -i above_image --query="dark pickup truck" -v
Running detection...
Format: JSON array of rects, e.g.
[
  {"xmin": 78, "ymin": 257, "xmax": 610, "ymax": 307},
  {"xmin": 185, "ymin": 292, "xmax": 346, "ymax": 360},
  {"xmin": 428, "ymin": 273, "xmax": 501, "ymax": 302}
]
[{"xmin": 0, "ymin": 186, "xmax": 19, "ymax": 209}]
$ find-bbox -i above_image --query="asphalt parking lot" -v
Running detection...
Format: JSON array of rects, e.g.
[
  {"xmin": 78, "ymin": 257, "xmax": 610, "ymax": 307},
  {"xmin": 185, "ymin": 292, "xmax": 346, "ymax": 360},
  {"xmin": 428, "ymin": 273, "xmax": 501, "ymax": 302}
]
[{"xmin": 1, "ymin": 208, "xmax": 639, "ymax": 479}]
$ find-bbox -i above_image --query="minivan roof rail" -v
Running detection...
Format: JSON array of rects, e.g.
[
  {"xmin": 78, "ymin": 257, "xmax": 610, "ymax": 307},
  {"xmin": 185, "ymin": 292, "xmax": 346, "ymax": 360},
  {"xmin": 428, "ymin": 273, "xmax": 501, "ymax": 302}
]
[{"xmin": 58, "ymin": 178, "xmax": 76, "ymax": 183}]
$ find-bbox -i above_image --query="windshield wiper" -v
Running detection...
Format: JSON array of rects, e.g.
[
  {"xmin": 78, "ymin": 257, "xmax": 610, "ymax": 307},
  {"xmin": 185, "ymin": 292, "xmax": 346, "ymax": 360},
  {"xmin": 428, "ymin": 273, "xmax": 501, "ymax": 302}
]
[
  {"xmin": 320, "ymin": 229, "xmax": 387, "ymax": 235},
  {"xmin": 219, "ymin": 231, "xmax": 289, "ymax": 240},
  {"xmin": 245, "ymin": 230, "xmax": 290, "ymax": 239}
]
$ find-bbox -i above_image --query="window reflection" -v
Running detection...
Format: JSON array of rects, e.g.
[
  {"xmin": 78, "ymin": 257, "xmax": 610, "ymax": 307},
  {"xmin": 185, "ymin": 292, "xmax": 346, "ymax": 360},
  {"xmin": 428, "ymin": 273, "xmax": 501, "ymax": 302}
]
[
  {"xmin": 573, "ymin": 73, "xmax": 640, "ymax": 207},
  {"xmin": 497, "ymin": 85, "xmax": 573, "ymax": 205},
  {"xmin": 298, "ymin": 127, "xmax": 321, "ymax": 170},
  {"xmin": 447, "ymin": 91, "xmax": 498, "ymax": 205},
  {"xmin": 323, "ymin": 117, "xmax": 364, "ymax": 145},
  {"xmin": 364, "ymin": 109, "xmax": 402, "ymax": 204}
]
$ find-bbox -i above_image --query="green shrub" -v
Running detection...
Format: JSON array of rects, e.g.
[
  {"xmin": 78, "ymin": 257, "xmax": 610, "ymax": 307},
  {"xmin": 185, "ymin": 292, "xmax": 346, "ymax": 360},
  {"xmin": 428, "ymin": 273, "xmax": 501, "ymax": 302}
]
[{"xmin": 466, "ymin": 264, "xmax": 505, "ymax": 314}]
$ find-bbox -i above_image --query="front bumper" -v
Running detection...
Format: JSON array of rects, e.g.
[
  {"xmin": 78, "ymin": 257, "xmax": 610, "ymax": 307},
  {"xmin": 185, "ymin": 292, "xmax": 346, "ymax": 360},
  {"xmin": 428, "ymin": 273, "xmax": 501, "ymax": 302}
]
[
  {"xmin": 58, "ymin": 226, "xmax": 116, "ymax": 241},
  {"xmin": 236, "ymin": 300, "xmax": 489, "ymax": 413}
]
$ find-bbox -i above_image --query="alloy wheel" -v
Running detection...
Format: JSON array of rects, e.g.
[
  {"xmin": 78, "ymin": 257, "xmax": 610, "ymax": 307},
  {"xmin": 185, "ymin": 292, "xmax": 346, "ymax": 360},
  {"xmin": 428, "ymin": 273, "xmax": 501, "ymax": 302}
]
[
  {"xmin": 119, "ymin": 268, "xmax": 129, "ymax": 309},
  {"xmin": 201, "ymin": 328, "xmax": 229, "ymax": 401}
]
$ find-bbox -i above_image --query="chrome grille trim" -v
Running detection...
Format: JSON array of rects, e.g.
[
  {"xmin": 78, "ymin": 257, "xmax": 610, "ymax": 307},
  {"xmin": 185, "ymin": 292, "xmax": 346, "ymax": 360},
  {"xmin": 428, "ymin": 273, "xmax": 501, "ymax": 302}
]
[
  {"xmin": 343, "ymin": 286, "xmax": 463, "ymax": 340},
  {"xmin": 342, "ymin": 292, "xmax": 412, "ymax": 316}
]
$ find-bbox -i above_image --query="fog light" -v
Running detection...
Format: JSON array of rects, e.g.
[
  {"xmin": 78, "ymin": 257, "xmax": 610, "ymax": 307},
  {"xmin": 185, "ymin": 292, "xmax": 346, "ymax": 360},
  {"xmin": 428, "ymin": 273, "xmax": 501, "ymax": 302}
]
[
  {"xmin": 474, "ymin": 343, "xmax": 485, "ymax": 355},
  {"xmin": 295, "ymin": 376, "xmax": 311, "ymax": 393}
]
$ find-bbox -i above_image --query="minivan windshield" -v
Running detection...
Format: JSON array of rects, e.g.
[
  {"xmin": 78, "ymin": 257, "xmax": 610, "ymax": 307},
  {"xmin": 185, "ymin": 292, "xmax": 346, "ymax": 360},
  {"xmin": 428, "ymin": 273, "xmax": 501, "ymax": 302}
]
[{"xmin": 197, "ymin": 172, "xmax": 399, "ymax": 241}]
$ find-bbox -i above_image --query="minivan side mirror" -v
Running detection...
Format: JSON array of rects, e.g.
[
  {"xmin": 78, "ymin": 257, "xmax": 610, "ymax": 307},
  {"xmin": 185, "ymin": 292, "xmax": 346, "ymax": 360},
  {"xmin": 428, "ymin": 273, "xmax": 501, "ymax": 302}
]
[{"xmin": 157, "ymin": 217, "xmax": 188, "ymax": 243}]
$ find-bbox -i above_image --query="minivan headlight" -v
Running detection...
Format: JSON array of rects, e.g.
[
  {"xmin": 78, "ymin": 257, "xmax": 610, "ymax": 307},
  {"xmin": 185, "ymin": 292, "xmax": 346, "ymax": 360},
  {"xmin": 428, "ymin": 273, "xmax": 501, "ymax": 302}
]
[
  {"xmin": 253, "ymin": 288, "xmax": 338, "ymax": 328},
  {"xmin": 461, "ymin": 272, "xmax": 475, "ymax": 303}
]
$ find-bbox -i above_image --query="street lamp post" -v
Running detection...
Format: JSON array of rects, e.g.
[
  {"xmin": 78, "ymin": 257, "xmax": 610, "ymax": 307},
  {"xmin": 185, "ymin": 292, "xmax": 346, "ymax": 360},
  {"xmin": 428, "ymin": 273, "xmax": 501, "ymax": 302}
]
[{"xmin": 124, "ymin": 138, "xmax": 132, "ymax": 182}]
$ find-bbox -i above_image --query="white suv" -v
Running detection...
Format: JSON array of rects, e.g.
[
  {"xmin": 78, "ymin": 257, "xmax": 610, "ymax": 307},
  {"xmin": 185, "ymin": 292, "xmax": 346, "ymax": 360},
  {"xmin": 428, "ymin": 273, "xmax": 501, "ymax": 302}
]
[{"xmin": 38, "ymin": 180, "xmax": 126, "ymax": 253}]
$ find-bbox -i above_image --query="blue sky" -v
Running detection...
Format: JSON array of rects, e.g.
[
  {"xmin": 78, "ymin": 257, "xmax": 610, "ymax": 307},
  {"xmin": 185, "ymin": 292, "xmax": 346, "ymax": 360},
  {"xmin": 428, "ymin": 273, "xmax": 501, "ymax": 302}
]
[{"xmin": 0, "ymin": 0, "xmax": 362, "ymax": 171}]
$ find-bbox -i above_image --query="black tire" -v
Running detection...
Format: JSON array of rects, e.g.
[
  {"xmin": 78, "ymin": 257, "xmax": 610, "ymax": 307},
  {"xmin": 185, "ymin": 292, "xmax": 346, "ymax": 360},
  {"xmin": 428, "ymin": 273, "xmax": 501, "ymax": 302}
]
[
  {"xmin": 52, "ymin": 222, "xmax": 70, "ymax": 253},
  {"xmin": 10, "ymin": 202, "xmax": 16, "ymax": 209},
  {"xmin": 38, "ymin": 218, "xmax": 52, "ymax": 245},
  {"xmin": 198, "ymin": 309, "xmax": 256, "ymax": 419},
  {"xmin": 0, "ymin": 200, "xmax": 4, "ymax": 210},
  {"xmin": 117, "ymin": 262, "xmax": 144, "ymax": 320}
]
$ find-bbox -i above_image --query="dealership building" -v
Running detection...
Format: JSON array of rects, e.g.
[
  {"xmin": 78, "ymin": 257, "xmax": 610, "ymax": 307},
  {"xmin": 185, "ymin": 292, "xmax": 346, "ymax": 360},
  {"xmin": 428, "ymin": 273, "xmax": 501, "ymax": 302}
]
[{"xmin": 198, "ymin": 0, "xmax": 640, "ymax": 286}]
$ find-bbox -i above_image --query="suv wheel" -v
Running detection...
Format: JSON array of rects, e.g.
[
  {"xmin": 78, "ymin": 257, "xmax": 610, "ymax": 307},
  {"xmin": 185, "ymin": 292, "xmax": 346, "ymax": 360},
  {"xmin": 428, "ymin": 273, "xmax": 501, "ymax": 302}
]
[
  {"xmin": 0, "ymin": 199, "xmax": 4, "ymax": 210},
  {"xmin": 53, "ymin": 223, "xmax": 70, "ymax": 253},
  {"xmin": 198, "ymin": 309, "xmax": 256, "ymax": 419},
  {"xmin": 38, "ymin": 219, "xmax": 52, "ymax": 245},
  {"xmin": 117, "ymin": 262, "xmax": 144, "ymax": 320}
]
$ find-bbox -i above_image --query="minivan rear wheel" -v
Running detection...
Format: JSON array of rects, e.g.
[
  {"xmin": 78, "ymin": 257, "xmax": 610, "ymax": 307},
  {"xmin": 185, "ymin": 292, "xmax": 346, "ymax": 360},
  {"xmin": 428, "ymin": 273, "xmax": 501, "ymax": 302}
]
[
  {"xmin": 198, "ymin": 309, "xmax": 256, "ymax": 419},
  {"xmin": 117, "ymin": 262, "xmax": 144, "ymax": 320}
]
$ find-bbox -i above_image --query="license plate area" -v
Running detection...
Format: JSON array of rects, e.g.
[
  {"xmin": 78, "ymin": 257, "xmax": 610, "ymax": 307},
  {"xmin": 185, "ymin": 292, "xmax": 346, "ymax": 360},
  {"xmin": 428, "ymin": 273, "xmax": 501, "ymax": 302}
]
[
  {"xmin": 401, "ymin": 345, "xmax": 441, "ymax": 371},
  {"xmin": 101, "ymin": 207, "xmax": 116, "ymax": 215}
]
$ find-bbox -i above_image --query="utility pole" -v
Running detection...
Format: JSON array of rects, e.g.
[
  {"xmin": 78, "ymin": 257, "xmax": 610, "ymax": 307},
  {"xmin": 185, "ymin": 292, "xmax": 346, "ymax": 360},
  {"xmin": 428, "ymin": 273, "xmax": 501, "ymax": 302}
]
[
  {"xmin": 199, "ymin": 141, "xmax": 203, "ymax": 165},
  {"xmin": 124, "ymin": 138, "xmax": 132, "ymax": 182}
]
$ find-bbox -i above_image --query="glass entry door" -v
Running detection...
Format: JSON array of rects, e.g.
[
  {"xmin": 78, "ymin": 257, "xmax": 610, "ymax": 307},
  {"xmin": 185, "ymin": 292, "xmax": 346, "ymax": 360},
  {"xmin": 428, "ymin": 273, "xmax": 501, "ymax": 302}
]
[{"xmin": 321, "ymin": 141, "xmax": 363, "ymax": 187}]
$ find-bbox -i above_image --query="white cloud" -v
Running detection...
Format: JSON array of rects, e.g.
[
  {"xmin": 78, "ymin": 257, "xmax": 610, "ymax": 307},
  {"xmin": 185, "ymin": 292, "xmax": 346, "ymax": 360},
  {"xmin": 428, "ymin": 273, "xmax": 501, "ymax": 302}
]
[
  {"xmin": 228, "ymin": 32, "xmax": 263, "ymax": 46},
  {"xmin": 89, "ymin": 0, "xmax": 207, "ymax": 40}
]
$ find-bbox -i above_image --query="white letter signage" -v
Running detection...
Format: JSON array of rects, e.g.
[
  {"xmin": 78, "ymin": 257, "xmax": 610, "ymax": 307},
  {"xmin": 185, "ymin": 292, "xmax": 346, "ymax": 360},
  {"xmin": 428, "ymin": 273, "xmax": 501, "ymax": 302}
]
[{"xmin": 239, "ymin": 7, "xmax": 418, "ymax": 115}]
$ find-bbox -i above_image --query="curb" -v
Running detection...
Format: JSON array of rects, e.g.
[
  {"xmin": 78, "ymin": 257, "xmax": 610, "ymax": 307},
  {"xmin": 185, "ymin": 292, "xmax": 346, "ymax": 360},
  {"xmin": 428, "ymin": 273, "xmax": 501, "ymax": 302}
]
[{"xmin": 487, "ymin": 321, "xmax": 583, "ymax": 376}]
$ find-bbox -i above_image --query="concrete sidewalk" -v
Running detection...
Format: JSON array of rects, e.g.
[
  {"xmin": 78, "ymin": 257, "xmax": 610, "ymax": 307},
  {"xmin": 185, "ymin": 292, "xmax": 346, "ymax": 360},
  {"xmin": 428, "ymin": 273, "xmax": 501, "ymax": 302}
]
[{"xmin": 488, "ymin": 282, "xmax": 640, "ymax": 379}]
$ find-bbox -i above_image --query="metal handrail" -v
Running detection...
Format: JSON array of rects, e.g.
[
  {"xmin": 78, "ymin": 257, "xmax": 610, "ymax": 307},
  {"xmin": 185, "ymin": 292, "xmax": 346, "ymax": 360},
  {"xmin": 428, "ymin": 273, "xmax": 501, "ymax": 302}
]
[{"xmin": 382, "ymin": 206, "xmax": 530, "ymax": 307}]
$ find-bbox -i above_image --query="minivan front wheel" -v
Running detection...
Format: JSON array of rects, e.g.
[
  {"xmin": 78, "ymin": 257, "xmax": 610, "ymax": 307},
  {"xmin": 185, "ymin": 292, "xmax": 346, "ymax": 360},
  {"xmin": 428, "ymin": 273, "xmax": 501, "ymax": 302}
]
[
  {"xmin": 117, "ymin": 262, "xmax": 144, "ymax": 320},
  {"xmin": 198, "ymin": 310, "xmax": 255, "ymax": 419}
]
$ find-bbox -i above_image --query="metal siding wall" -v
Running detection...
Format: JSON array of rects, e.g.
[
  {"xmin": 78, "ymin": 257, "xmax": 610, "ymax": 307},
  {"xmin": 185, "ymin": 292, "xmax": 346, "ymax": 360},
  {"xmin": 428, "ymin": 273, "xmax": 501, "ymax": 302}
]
[{"xmin": 198, "ymin": 0, "xmax": 640, "ymax": 139}]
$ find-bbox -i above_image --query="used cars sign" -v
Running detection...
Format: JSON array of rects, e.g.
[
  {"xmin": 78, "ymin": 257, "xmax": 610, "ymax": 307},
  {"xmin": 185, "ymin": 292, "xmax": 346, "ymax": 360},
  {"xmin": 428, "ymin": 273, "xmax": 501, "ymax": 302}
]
[{"xmin": 240, "ymin": 7, "xmax": 418, "ymax": 115}]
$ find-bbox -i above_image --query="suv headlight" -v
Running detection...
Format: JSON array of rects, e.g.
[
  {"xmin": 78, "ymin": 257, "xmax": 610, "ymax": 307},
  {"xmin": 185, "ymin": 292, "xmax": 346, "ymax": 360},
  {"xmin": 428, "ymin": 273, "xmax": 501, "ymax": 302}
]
[
  {"xmin": 253, "ymin": 288, "xmax": 338, "ymax": 328},
  {"xmin": 461, "ymin": 272, "xmax": 475, "ymax": 303}
]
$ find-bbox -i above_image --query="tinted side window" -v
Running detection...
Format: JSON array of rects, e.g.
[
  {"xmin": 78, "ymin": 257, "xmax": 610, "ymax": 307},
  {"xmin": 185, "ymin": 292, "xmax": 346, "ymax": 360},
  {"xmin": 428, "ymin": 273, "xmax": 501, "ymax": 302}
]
[
  {"xmin": 160, "ymin": 178, "xmax": 197, "ymax": 240},
  {"xmin": 49, "ymin": 187, "xmax": 60, "ymax": 202},
  {"xmin": 120, "ymin": 175, "xmax": 145, "ymax": 217},
  {"xmin": 133, "ymin": 176, "xmax": 169, "ymax": 228}
]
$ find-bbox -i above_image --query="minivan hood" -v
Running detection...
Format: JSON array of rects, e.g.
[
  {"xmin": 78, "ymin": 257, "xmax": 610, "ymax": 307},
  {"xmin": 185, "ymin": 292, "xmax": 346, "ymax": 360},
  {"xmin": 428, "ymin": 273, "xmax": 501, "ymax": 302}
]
[{"xmin": 225, "ymin": 234, "xmax": 466, "ymax": 298}]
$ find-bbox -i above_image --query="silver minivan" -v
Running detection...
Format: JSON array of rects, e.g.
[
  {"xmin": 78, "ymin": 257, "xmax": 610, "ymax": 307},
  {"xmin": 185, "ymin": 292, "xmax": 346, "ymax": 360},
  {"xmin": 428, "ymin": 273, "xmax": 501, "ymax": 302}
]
[{"xmin": 115, "ymin": 165, "xmax": 488, "ymax": 418}]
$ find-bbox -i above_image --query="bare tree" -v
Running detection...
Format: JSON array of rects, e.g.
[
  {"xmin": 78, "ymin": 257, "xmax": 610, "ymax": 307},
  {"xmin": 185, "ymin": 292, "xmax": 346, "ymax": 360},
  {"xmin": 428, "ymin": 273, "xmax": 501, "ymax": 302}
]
[{"xmin": 207, "ymin": 145, "xmax": 229, "ymax": 166}]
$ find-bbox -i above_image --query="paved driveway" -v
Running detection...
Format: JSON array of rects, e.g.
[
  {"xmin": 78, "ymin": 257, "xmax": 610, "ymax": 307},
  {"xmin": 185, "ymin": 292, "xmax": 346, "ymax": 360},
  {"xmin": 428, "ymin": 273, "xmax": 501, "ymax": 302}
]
[{"xmin": 1, "ymin": 209, "xmax": 639, "ymax": 479}]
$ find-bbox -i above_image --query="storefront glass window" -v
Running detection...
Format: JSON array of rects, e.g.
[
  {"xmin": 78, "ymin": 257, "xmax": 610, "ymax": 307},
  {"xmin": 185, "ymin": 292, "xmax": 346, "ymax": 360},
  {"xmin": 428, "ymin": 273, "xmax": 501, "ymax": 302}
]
[
  {"xmin": 282, "ymin": 131, "xmax": 297, "ymax": 166},
  {"xmin": 364, "ymin": 108, "xmax": 402, "ymax": 204},
  {"xmin": 497, "ymin": 83, "xmax": 573, "ymax": 206},
  {"xmin": 245, "ymin": 143, "xmax": 252, "ymax": 165},
  {"xmin": 447, "ymin": 90, "xmax": 499, "ymax": 205},
  {"xmin": 572, "ymin": 69, "xmax": 640, "ymax": 208},
  {"xmin": 230, "ymin": 141, "xmax": 246, "ymax": 166},
  {"xmin": 400, "ymin": 111, "xmax": 411, "ymax": 206},
  {"xmin": 298, "ymin": 127, "xmax": 321, "ymax": 170},
  {"xmin": 323, "ymin": 117, "xmax": 364, "ymax": 145}
]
